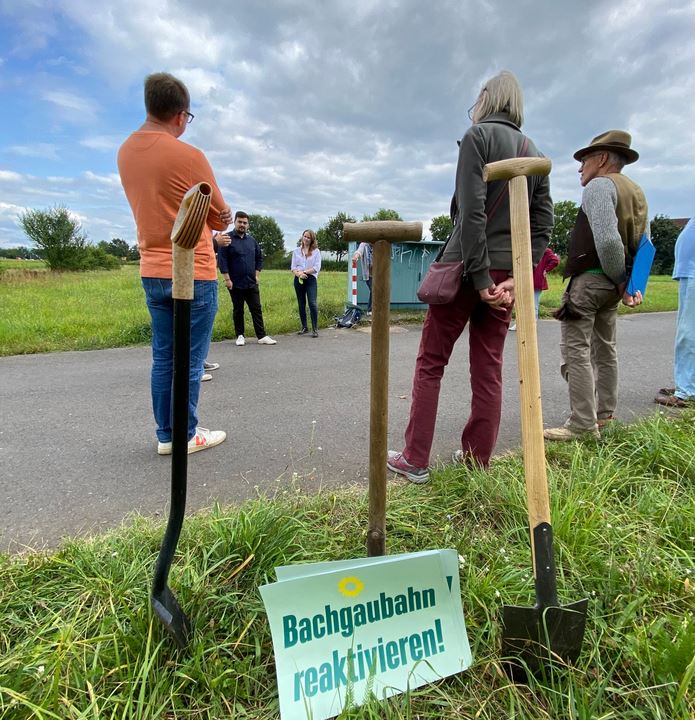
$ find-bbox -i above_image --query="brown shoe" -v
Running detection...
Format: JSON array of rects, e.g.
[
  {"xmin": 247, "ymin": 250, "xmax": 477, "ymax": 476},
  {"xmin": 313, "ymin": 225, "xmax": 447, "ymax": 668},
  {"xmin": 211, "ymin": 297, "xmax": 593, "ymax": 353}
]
[
  {"xmin": 544, "ymin": 425, "xmax": 600, "ymax": 441},
  {"xmin": 654, "ymin": 393, "xmax": 692, "ymax": 408},
  {"xmin": 597, "ymin": 416, "xmax": 614, "ymax": 429}
]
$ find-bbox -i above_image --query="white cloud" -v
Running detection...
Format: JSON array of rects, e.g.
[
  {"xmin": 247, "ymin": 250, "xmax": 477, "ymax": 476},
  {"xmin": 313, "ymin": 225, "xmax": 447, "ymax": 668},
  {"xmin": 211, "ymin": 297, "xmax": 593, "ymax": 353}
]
[
  {"xmin": 7, "ymin": 143, "xmax": 60, "ymax": 160},
  {"xmin": 79, "ymin": 135, "xmax": 120, "ymax": 151},
  {"xmin": 0, "ymin": 170, "xmax": 25, "ymax": 182},
  {"xmin": 43, "ymin": 90, "xmax": 98, "ymax": 122}
]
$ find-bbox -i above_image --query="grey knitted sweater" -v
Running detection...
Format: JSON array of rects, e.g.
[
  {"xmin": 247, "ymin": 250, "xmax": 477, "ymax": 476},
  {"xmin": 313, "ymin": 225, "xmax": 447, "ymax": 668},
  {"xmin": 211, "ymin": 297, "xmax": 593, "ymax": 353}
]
[{"xmin": 582, "ymin": 177, "xmax": 650, "ymax": 286}]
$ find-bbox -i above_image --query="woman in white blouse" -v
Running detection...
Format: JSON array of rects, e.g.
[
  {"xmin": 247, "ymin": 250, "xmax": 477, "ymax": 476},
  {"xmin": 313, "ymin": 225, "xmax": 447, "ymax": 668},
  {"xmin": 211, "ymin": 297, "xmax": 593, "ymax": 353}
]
[{"xmin": 291, "ymin": 229, "xmax": 322, "ymax": 337}]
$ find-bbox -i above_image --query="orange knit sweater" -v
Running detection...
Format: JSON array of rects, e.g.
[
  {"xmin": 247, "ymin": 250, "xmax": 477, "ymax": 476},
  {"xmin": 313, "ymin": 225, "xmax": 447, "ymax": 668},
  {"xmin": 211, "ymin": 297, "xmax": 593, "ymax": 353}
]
[{"xmin": 118, "ymin": 131, "xmax": 228, "ymax": 280}]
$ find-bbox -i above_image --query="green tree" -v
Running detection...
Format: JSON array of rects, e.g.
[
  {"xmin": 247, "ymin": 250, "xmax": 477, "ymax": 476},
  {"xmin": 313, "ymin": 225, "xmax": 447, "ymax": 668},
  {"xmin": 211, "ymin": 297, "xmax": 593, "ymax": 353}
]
[
  {"xmin": 649, "ymin": 214, "xmax": 679, "ymax": 275},
  {"xmin": 248, "ymin": 214, "xmax": 285, "ymax": 263},
  {"xmin": 0, "ymin": 246, "xmax": 35, "ymax": 259},
  {"xmin": 127, "ymin": 243, "xmax": 140, "ymax": 262},
  {"xmin": 317, "ymin": 211, "xmax": 356, "ymax": 262},
  {"xmin": 98, "ymin": 238, "xmax": 130, "ymax": 259},
  {"xmin": 362, "ymin": 208, "xmax": 402, "ymax": 222},
  {"xmin": 550, "ymin": 200, "xmax": 578, "ymax": 258},
  {"xmin": 20, "ymin": 206, "xmax": 88, "ymax": 271},
  {"xmin": 429, "ymin": 214, "xmax": 453, "ymax": 243}
]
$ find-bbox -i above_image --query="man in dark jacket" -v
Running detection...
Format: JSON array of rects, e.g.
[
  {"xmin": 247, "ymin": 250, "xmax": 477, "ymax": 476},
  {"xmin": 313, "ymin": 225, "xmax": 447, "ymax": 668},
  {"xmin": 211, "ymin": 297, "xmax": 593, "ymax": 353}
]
[
  {"xmin": 544, "ymin": 131, "xmax": 646, "ymax": 441},
  {"xmin": 218, "ymin": 211, "xmax": 276, "ymax": 346}
]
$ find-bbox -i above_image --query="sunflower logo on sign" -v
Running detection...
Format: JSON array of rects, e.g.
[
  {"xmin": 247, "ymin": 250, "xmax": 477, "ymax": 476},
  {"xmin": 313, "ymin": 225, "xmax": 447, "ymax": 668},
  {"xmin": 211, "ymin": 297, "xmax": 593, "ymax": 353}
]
[{"xmin": 338, "ymin": 576, "xmax": 364, "ymax": 597}]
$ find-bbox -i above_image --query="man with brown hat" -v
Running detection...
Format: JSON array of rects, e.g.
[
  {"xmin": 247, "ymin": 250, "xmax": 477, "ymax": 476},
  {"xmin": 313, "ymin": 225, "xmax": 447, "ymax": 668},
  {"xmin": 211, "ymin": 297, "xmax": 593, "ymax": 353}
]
[{"xmin": 544, "ymin": 130, "xmax": 648, "ymax": 441}]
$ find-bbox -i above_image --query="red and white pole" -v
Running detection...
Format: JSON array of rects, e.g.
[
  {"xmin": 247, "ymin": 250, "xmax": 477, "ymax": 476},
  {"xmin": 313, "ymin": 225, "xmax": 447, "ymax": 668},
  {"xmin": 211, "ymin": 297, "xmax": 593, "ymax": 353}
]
[{"xmin": 351, "ymin": 258, "xmax": 358, "ymax": 307}]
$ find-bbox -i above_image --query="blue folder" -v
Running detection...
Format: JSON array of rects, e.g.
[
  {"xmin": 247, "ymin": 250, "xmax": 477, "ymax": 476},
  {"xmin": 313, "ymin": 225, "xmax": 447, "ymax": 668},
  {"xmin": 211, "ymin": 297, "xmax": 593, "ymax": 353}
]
[{"xmin": 626, "ymin": 233, "xmax": 656, "ymax": 296}]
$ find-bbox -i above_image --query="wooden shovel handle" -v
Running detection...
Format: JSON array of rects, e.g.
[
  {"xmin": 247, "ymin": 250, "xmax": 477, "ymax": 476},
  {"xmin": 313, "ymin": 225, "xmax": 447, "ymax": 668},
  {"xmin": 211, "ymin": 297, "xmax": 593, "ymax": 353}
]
[{"xmin": 508, "ymin": 174, "xmax": 551, "ymax": 530}]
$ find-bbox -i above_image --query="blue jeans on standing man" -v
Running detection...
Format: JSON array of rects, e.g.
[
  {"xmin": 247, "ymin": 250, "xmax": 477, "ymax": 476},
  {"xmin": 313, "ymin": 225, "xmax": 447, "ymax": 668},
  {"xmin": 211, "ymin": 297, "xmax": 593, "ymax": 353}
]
[{"xmin": 142, "ymin": 278, "xmax": 218, "ymax": 442}]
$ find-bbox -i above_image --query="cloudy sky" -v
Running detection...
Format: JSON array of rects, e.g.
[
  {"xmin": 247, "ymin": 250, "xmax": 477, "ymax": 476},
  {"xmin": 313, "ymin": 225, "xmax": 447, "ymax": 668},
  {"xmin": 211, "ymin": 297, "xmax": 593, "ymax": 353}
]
[{"xmin": 1, "ymin": 0, "xmax": 693, "ymax": 250}]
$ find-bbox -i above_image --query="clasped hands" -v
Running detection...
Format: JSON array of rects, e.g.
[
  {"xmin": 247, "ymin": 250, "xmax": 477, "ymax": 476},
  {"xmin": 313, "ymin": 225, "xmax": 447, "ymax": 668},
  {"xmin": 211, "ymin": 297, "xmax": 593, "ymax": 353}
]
[{"xmin": 479, "ymin": 277, "xmax": 514, "ymax": 307}]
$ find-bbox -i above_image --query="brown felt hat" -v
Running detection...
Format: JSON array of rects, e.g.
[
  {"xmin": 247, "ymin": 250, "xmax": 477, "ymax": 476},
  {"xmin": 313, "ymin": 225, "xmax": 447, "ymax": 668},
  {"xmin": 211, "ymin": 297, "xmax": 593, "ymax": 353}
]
[{"xmin": 573, "ymin": 130, "xmax": 639, "ymax": 164}]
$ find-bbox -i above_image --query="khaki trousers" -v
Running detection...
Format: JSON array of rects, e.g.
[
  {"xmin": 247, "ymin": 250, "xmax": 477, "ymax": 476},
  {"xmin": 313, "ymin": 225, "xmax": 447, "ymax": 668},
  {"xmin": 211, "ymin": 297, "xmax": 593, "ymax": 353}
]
[{"xmin": 560, "ymin": 272, "xmax": 620, "ymax": 431}]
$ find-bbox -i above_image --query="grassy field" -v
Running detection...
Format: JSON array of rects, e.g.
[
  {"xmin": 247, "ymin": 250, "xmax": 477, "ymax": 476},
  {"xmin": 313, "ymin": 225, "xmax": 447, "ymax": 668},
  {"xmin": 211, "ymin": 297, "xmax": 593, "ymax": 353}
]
[
  {"xmin": 0, "ymin": 411, "xmax": 693, "ymax": 719},
  {"xmin": 0, "ymin": 262, "xmax": 348, "ymax": 356},
  {"xmin": 0, "ymin": 259, "xmax": 680, "ymax": 357}
]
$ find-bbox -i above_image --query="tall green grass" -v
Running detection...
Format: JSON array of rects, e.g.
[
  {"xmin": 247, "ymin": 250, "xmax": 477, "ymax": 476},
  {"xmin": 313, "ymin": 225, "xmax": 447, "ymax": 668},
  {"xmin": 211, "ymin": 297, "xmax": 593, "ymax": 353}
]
[{"xmin": 1, "ymin": 412, "xmax": 693, "ymax": 719}]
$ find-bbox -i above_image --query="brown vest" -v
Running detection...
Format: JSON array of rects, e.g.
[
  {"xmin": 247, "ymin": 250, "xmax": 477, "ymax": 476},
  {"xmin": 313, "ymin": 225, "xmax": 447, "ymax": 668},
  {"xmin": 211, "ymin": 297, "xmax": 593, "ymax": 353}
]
[{"xmin": 564, "ymin": 173, "xmax": 648, "ymax": 279}]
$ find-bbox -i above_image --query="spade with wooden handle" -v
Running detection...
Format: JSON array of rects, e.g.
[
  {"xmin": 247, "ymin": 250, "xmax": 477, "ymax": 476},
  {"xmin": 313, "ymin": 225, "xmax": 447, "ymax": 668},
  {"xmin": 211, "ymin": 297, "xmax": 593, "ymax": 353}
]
[
  {"xmin": 150, "ymin": 182, "xmax": 212, "ymax": 649},
  {"xmin": 343, "ymin": 221, "xmax": 422, "ymax": 557},
  {"xmin": 482, "ymin": 157, "xmax": 588, "ymax": 679}
]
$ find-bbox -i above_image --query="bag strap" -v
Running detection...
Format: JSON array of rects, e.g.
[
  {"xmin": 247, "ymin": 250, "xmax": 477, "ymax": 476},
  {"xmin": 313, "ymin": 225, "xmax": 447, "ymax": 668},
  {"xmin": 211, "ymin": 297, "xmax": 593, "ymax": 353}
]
[{"xmin": 437, "ymin": 135, "xmax": 529, "ymax": 261}]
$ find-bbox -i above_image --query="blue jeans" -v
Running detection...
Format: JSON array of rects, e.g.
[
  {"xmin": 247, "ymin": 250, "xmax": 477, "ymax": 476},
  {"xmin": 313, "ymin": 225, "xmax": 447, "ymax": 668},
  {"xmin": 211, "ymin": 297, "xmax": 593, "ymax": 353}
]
[
  {"xmin": 294, "ymin": 275, "xmax": 318, "ymax": 330},
  {"xmin": 674, "ymin": 277, "xmax": 695, "ymax": 399},
  {"xmin": 142, "ymin": 278, "xmax": 218, "ymax": 442}
]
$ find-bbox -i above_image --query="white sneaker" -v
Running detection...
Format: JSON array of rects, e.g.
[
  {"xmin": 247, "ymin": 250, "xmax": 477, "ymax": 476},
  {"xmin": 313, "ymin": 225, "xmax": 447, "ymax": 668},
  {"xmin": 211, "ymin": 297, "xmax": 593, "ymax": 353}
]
[
  {"xmin": 258, "ymin": 336, "xmax": 277, "ymax": 345},
  {"xmin": 509, "ymin": 324, "xmax": 517, "ymax": 331},
  {"xmin": 203, "ymin": 361, "xmax": 219, "ymax": 371},
  {"xmin": 201, "ymin": 373, "xmax": 212, "ymax": 382},
  {"xmin": 188, "ymin": 427, "xmax": 226, "ymax": 453},
  {"xmin": 157, "ymin": 427, "xmax": 227, "ymax": 455},
  {"xmin": 235, "ymin": 335, "xmax": 245, "ymax": 346}
]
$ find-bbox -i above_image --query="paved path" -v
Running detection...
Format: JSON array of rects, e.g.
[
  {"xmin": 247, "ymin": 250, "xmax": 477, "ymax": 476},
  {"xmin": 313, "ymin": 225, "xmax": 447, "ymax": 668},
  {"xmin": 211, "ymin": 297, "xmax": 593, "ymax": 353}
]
[{"xmin": 0, "ymin": 313, "xmax": 675, "ymax": 551}]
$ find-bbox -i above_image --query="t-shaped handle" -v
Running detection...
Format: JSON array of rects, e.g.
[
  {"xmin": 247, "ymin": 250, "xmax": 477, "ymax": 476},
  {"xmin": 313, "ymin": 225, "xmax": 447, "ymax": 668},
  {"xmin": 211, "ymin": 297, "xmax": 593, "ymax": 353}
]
[
  {"xmin": 343, "ymin": 220, "xmax": 422, "ymax": 244},
  {"xmin": 483, "ymin": 157, "xmax": 551, "ymax": 182}
]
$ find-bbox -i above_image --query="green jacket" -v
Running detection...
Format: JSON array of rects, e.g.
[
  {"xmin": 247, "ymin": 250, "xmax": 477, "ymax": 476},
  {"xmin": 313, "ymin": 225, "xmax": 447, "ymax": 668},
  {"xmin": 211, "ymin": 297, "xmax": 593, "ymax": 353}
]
[{"xmin": 441, "ymin": 112, "xmax": 554, "ymax": 290}]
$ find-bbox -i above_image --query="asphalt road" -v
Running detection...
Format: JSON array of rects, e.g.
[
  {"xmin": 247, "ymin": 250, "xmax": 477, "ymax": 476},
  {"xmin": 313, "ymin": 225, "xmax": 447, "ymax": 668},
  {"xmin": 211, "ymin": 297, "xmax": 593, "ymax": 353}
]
[{"xmin": 0, "ymin": 312, "xmax": 676, "ymax": 552}]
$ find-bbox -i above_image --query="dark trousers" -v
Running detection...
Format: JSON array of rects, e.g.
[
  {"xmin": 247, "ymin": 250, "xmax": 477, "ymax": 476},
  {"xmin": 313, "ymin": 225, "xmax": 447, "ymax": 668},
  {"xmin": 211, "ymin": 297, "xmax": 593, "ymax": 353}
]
[
  {"xmin": 403, "ymin": 269, "xmax": 512, "ymax": 468},
  {"xmin": 294, "ymin": 275, "xmax": 318, "ymax": 330},
  {"xmin": 229, "ymin": 285, "xmax": 266, "ymax": 338}
]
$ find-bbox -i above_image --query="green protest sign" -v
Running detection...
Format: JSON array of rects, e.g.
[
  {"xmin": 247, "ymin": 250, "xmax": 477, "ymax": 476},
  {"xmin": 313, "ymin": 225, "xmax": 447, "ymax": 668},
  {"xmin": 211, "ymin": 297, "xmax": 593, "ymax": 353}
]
[{"xmin": 260, "ymin": 550, "xmax": 472, "ymax": 720}]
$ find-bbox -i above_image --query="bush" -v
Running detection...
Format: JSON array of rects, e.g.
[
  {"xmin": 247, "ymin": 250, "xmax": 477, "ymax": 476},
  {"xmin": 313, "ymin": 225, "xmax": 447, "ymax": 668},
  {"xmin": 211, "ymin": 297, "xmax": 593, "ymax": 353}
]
[
  {"xmin": 82, "ymin": 246, "xmax": 121, "ymax": 271},
  {"xmin": 19, "ymin": 206, "xmax": 121, "ymax": 271},
  {"xmin": 20, "ymin": 206, "xmax": 88, "ymax": 271}
]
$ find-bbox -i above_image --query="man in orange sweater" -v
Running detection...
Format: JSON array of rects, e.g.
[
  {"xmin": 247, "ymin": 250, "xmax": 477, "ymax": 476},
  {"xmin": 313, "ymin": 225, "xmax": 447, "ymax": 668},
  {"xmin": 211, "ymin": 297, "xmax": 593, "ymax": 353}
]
[{"xmin": 118, "ymin": 72, "xmax": 231, "ymax": 455}]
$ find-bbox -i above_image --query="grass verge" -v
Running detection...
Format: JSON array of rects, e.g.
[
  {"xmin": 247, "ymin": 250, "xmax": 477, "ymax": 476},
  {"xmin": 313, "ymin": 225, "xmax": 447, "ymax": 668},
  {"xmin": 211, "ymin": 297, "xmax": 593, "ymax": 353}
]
[{"xmin": 1, "ymin": 411, "xmax": 693, "ymax": 719}]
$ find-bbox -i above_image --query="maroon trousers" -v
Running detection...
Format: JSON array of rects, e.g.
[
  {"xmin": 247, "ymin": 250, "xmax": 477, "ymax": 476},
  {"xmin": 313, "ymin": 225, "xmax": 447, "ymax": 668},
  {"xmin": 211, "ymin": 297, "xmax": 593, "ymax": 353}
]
[{"xmin": 403, "ymin": 269, "xmax": 512, "ymax": 469}]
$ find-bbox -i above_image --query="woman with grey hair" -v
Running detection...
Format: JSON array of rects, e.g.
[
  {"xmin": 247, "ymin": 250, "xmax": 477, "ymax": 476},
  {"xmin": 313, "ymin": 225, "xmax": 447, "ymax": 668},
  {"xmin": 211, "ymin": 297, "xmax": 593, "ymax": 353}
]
[{"xmin": 388, "ymin": 71, "xmax": 554, "ymax": 483}]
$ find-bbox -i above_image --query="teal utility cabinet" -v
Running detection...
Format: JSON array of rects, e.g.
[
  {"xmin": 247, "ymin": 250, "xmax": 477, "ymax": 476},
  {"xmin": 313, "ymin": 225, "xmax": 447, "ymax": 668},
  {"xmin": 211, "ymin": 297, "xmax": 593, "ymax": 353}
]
[{"xmin": 347, "ymin": 240, "xmax": 444, "ymax": 310}]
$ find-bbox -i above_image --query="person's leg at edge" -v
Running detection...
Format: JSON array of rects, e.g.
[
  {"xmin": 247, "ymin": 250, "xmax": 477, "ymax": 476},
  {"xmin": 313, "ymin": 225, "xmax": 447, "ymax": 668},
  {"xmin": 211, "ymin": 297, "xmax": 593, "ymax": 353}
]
[
  {"xmin": 534, "ymin": 289, "xmax": 542, "ymax": 317},
  {"xmin": 592, "ymin": 291, "xmax": 619, "ymax": 422},
  {"xmin": 142, "ymin": 278, "xmax": 174, "ymax": 443},
  {"xmin": 365, "ymin": 277, "xmax": 373, "ymax": 313},
  {"xmin": 462, "ymin": 285, "xmax": 512, "ymax": 467},
  {"xmin": 294, "ymin": 276, "xmax": 308, "ymax": 330},
  {"xmin": 674, "ymin": 277, "xmax": 695, "ymax": 399},
  {"xmin": 188, "ymin": 280, "xmax": 218, "ymax": 439},
  {"xmin": 402, "ymin": 283, "xmax": 475, "ymax": 468},
  {"xmin": 306, "ymin": 275, "xmax": 318, "ymax": 331},
  {"xmin": 230, "ymin": 287, "xmax": 245, "ymax": 337},
  {"xmin": 246, "ymin": 285, "xmax": 267, "ymax": 339}
]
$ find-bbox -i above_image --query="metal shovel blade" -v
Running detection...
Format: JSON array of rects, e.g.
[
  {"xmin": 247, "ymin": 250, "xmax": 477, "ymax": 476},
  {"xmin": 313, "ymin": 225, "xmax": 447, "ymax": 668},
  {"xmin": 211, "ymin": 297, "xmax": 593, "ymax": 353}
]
[
  {"xmin": 151, "ymin": 586, "xmax": 192, "ymax": 649},
  {"xmin": 502, "ymin": 598, "xmax": 588, "ymax": 680}
]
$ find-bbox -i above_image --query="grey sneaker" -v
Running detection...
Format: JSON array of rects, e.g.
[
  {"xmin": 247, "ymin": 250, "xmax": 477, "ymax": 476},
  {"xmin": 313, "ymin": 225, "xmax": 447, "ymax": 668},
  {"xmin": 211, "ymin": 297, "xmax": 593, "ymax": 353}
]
[
  {"xmin": 543, "ymin": 425, "xmax": 599, "ymax": 441},
  {"xmin": 387, "ymin": 450, "xmax": 430, "ymax": 484},
  {"xmin": 203, "ymin": 361, "xmax": 219, "ymax": 371}
]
